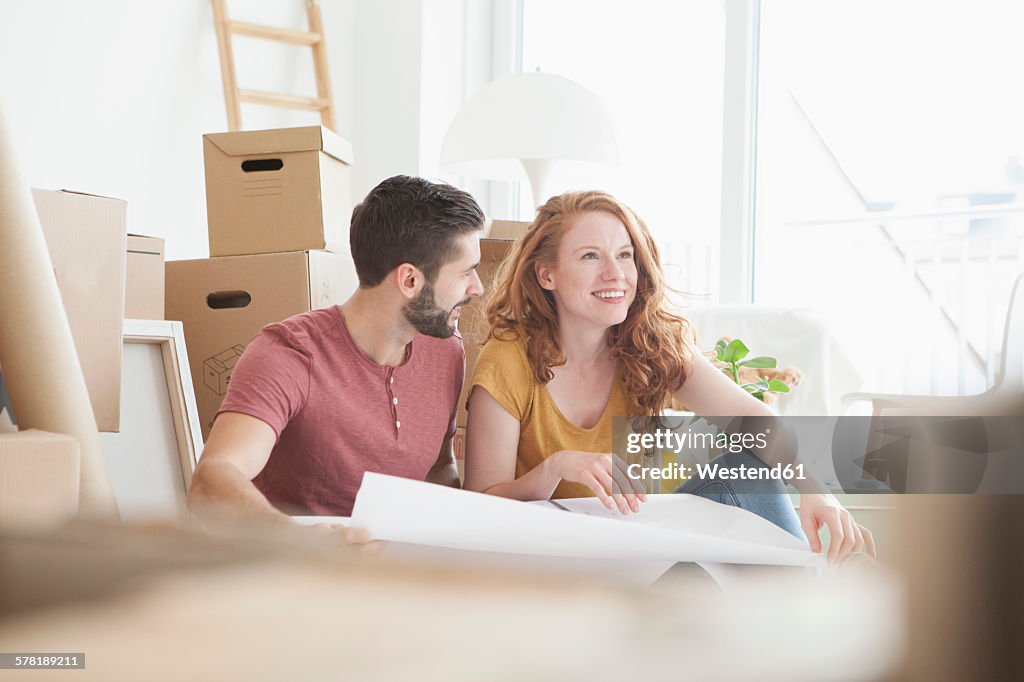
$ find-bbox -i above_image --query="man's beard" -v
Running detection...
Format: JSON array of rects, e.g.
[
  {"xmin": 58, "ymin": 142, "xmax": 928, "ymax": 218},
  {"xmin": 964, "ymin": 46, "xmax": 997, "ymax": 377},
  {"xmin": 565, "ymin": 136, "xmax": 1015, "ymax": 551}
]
[{"xmin": 403, "ymin": 280, "xmax": 468, "ymax": 339}]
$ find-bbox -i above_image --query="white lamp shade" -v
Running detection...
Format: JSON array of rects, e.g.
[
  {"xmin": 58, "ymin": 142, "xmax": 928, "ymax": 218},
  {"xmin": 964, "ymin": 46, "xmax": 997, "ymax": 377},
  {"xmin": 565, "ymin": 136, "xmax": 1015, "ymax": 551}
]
[{"xmin": 440, "ymin": 72, "xmax": 620, "ymax": 183}]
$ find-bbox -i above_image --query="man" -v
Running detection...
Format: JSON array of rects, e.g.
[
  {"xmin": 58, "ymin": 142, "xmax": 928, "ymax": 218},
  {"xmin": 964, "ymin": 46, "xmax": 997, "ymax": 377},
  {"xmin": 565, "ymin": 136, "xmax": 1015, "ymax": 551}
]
[{"xmin": 187, "ymin": 176, "xmax": 485, "ymax": 537}]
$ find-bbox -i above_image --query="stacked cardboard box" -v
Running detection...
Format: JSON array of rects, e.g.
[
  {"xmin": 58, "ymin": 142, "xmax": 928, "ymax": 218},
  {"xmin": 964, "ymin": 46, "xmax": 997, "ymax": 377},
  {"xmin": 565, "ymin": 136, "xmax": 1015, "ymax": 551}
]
[
  {"xmin": 167, "ymin": 126, "xmax": 358, "ymax": 440},
  {"xmin": 33, "ymin": 189, "xmax": 127, "ymax": 432},
  {"xmin": 125, "ymin": 234, "xmax": 165, "ymax": 320},
  {"xmin": 452, "ymin": 219, "xmax": 531, "ymax": 476}
]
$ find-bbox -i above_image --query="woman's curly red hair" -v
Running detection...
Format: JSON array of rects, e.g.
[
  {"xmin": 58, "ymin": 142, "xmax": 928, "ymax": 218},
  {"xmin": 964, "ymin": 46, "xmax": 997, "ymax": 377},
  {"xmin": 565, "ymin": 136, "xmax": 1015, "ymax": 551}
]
[{"xmin": 483, "ymin": 190, "xmax": 697, "ymax": 416}]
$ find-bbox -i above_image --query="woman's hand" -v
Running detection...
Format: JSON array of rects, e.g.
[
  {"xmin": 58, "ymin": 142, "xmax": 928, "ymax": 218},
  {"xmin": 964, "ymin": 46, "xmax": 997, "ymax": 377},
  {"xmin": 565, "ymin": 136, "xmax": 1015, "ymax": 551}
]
[
  {"xmin": 798, "ymin": 493, "xmax": 876, "ymax": 565},
  {"xmin": 548, "ymin": 450, "xmax": 647, "ymax": 514}
]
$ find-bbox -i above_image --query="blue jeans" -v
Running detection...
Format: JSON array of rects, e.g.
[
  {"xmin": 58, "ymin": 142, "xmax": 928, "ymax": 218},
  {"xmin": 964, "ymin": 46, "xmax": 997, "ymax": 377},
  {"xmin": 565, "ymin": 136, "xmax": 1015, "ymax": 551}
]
[{"xmin": 673, "ymin": 448, "xmax": 807, "ymax": 544}]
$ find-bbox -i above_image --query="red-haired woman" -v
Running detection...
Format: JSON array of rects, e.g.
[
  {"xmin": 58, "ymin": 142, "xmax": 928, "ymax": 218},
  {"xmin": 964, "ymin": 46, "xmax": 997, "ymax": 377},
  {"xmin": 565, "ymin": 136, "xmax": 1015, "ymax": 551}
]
[{"xmin": 463, "ymin": 191, "xmax": 874, "ymax": 565}]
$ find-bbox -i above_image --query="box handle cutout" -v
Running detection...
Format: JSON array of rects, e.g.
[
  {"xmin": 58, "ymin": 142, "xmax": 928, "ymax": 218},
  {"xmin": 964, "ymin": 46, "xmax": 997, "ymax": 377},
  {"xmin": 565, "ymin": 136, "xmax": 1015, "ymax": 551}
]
[
  {"xmin": 207, "ymin": 291, "xmax": 252, "ymax": 309},
  {"xmin": 241, "ymin": 159, "xmax": 284, "ymax": 172}
]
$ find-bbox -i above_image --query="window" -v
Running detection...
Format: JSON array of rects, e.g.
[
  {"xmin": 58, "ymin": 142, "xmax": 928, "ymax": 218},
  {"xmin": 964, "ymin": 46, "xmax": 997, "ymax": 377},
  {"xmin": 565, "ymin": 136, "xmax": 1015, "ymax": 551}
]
[
  {"xmin": 754, "ymin": 0, "xmax": 1024, "ymax": 395},
  {"xmin": 520, "ymin": 0, "xmax": 726, "ymax": 295}
]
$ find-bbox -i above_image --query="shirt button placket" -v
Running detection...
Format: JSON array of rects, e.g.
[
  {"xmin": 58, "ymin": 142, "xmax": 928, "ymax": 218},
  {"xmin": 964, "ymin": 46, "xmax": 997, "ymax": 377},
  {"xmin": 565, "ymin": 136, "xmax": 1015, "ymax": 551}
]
[{"xmin": 387, "ymin": 370, "xmax": 400, "ymax": 437}]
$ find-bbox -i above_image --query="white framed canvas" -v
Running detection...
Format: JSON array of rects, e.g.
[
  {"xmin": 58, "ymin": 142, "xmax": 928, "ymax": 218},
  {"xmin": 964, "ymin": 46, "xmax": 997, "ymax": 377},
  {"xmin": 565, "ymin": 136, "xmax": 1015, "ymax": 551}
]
[{"xmin": 98, "ymin": 319, "xmax": 204, "ymax": 521}]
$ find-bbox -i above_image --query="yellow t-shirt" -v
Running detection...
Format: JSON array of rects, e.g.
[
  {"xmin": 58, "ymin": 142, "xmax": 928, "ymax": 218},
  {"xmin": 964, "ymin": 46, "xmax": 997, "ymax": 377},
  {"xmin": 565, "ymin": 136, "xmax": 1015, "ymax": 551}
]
[{"xmin": 469, "ymin": 333, "xmax": 631, "ymax": 499}]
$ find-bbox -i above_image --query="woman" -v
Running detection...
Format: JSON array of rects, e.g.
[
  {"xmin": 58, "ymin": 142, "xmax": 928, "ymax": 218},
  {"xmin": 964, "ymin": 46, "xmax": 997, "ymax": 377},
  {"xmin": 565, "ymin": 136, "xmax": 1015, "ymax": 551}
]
[{"xmin": 463, "ymin": 190, "xmax": 874, "ymax": 565}]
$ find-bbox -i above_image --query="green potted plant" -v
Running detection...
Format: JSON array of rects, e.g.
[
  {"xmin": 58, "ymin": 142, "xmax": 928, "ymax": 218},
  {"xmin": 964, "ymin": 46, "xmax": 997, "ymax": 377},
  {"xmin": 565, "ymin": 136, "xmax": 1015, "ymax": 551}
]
[{"xmin": 713, "ymin": 338, "xmax": 791, "ymax": 402}]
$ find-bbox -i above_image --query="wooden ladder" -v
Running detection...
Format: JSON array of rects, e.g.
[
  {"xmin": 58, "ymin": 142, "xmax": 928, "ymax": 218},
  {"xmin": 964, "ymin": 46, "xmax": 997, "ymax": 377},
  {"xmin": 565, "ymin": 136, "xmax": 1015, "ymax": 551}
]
[{"xmin": 211, "ymin": 0, "xmax": 336, "ymax": 132}]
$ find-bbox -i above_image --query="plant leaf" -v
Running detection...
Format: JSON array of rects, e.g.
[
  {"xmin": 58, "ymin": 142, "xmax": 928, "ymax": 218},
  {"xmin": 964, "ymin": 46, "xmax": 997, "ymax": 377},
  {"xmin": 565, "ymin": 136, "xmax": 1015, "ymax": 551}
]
[
  {"xmin": 767, "ymin": 378, "xmax": 791, "ymax": 393},
  {"xmin": 739, "ymin": 356, "xmax": 776, "ymax": 369},
  {"xmin": 722, "ymin": 338, "xmax": 749, "ymax": 363}
]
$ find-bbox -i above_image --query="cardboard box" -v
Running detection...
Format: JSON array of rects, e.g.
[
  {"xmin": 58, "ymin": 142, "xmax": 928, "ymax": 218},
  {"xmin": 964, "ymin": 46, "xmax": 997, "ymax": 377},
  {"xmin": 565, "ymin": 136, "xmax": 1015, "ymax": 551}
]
[
  {"xmin": 32, "ymin": 189, "xmax": 126, "ymax": 432},
  {"xmin": 125, "ymin": 234, "xmax": 165, "ymax": 320},
  {"xmin": 166, "ymin": 250, "xmax": 358, "ymax": 439},
  {"xmin": 203, "ymin": 126, "xmax": 355, "ymax": 257},
  {"xmin": 453, "ymin": 426, "xmax": 466, "ymax": 483},
  {"xmin": 487, "ymin": 218, "xmax": 532, "ymax": 239},
  {"xmin": 456, "ymin": 238, "xmax": 515, "ymax": 428},
  {"xmin": 0, "ymin": 430, "xmax": 80, "ymax": 529}
]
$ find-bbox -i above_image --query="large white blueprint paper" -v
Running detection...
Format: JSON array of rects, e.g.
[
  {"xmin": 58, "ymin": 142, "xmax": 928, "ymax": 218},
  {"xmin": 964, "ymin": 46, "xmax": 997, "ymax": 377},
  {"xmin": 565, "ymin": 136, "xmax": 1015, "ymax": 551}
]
[{"xmin": 351, "ymin": 473, "xmax": 823, "ymax": 567}]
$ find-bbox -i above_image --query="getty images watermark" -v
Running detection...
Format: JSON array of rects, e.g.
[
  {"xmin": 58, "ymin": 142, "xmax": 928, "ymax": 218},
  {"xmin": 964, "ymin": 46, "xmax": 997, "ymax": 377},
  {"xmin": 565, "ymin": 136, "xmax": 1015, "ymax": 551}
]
[
  {"xmin": 611, "ymin": 415, "xmax": 1024, "ymax": 494},
  {"xmin": 624, "ymin": 427, "xmax": 806, "ymax": 483}
]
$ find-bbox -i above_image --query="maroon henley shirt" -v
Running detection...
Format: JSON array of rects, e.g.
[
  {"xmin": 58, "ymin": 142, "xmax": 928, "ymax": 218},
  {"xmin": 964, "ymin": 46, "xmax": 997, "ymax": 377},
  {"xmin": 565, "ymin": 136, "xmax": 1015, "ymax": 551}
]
[{"xmin": 215, "ymin": 306, "xmax": 464, "ymax": 516}]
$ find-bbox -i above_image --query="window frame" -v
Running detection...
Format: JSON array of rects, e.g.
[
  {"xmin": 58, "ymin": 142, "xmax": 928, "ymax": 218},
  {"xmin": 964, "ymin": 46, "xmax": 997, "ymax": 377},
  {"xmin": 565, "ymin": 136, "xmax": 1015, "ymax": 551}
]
[{"xmin": 498, "ymin": 0, "xmax": 763, "ymax": 303}]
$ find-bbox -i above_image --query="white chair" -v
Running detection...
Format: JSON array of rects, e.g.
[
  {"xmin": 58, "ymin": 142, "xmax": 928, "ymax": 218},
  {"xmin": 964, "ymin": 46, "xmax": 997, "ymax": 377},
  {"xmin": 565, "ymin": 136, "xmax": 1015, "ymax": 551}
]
[
  {"xmin": 840, "ymin": 273, "xmax": 1024, "ymax": 493},
  {"xmin": 684, "ymin": 305, "xmax": 863, "ymax": 416},
  {"xmin": 842, "ymin": 272, "xmax": 1024, "ymax": 417}
]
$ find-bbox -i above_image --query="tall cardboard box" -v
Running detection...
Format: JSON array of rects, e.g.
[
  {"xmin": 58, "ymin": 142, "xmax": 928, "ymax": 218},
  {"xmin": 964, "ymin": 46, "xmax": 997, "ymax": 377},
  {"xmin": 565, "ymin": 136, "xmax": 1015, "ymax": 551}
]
[
  {"xmin": 0, "ymin": 430, "xmax": 80, "ymax": 529},
  {"xmin": 455, "ymin": 219, "xmax": 531, "ymax": 428},
  {"xmin": 487, "ymin": 219, "xmax": 531, "ymax": 239},
  {"xmin": 456, "ymin": 238, "xmax": 514, "ymax": 428},
  {"xmin": 203, "ymin": 126, "xmax": 355, "ymax": 257},
  {"xmin": 166, "ymin": 250, "xmax": 358, "ymax": 439},
  {"xmin": 125, "ymin": 234, "xmax": 165, "ymax": 319},
  {"xmin": 31, "ymin": 189, "xmax": 126, "ymax": 432}
]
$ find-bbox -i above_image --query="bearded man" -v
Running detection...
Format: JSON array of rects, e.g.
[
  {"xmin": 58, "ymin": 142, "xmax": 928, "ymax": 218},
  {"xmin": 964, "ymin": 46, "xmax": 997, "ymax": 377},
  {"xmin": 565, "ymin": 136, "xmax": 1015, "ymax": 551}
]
[{"xmin": 187, "ymin": 176, "xmax": 484, "ymax": 537}]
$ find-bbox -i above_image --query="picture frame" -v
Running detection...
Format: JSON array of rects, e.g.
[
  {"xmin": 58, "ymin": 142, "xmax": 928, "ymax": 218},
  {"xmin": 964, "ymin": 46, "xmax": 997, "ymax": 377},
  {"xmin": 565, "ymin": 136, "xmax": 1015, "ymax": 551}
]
[{"xmin": 98, "ymin": 319, "xmax": 204, "ymax": 521}]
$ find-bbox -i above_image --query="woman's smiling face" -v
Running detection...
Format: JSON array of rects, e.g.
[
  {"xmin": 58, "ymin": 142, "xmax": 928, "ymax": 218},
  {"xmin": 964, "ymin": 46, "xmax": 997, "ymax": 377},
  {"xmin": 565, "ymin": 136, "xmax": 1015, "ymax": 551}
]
[{"xmin": 536, "ymin": 210, "xmax": 638, "ymax": 333}]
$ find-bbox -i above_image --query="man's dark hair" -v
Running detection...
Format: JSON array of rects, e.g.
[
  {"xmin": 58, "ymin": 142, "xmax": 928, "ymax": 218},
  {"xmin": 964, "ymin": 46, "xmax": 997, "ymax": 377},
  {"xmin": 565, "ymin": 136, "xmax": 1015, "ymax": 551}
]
[{"xmin": 350, "ymin": 175, "xmax": 484, "ymax": 287}]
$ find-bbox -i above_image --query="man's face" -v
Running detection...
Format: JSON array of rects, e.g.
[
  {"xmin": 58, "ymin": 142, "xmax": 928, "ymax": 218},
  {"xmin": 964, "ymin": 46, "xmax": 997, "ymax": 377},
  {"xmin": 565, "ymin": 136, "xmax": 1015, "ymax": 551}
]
[{"xmin": 403, "ymin": 232, "xmax": 484, "ymax": 338}]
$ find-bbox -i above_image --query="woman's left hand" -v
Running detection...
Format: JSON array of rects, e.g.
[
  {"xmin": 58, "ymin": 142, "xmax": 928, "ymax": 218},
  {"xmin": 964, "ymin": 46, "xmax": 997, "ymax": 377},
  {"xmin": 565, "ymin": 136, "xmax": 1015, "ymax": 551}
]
[{"xmin": 798, "ymin": 493, "xmax": 876, "ymax": 566}]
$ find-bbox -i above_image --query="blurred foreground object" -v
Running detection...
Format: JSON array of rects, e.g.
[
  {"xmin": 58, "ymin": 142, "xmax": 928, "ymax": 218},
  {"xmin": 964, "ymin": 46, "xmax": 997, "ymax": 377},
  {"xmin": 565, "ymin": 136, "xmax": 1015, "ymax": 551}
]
[
  {"xmin": 899, "ymin": 494, "xmax": 1024, "ymax": 680},
  {"xmin": 0, "ymin": 105, "xmax": 118, "ymax": 518},
  {"xmin": 0, "ymin": 519, "xmax": 901, "ymax": 681}
]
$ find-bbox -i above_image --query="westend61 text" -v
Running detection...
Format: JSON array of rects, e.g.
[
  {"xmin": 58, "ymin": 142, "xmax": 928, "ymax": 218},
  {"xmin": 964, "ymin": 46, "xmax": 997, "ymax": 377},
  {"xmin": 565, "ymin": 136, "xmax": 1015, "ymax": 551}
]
[{"xmin": 626, "ymin": 462, "xmax": 806, "ymax": 481}]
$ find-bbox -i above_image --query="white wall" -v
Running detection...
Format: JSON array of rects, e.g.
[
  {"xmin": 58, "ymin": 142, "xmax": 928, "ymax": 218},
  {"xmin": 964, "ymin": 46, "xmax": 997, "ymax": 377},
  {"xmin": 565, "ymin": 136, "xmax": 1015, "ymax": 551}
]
[
  {"xmin": 0, "ymin": 0, "xmax": 355, "ymax": 261},
  {"xmin": 351, "ymin": 0, "xmax": 512, "ymax": 213},
  {"xmin": 0, "ymin": 1, "xmax": 506, "ymax": 262},
  {"xmin": 418, "ymin": 0, "xmax": 466, "ymax": 186},
  {"xmin": 420, "ymin": 0, "xmax": 520, "ymax": 219},
  {"xmin": 350, "ymin": 0, "xmax": 424, "ymax": 200}
]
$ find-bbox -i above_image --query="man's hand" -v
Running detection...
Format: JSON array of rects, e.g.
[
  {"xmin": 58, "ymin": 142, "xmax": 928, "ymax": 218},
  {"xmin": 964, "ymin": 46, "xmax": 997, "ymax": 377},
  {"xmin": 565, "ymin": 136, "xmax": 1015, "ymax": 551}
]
[
  {"xmin": 306, "ymin": 523, "xmax": 387, "ymax": 555},
  {"xmin": 799, "ymin": 493, "xmax": 876, "ymax": 565}
]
